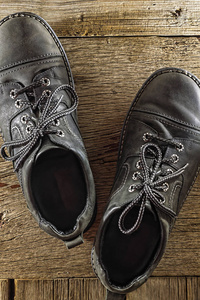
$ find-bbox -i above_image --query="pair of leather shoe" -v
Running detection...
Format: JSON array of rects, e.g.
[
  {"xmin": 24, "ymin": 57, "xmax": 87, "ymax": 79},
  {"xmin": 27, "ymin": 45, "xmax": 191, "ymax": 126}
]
[{"xmin": 1, "ymin": 12, "xmax": 200, "ymax": 300}]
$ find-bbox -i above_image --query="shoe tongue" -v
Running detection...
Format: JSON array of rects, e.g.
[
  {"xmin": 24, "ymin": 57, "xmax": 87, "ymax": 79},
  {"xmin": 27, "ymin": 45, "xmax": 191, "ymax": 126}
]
[
  {"xmin": 35, "ymin": 136, "xmax": 61, "ymax": 161},
  {"xmin": 145, "ymin": 199, "xmax": 158, "ymax": 220}
]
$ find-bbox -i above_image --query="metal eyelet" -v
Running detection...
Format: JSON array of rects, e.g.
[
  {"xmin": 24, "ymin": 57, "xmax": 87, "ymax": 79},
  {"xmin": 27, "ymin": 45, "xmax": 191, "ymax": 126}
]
[
  {"xmin": 162, "ymin": 182, "xmax": 169, "ymax": 192},
  {"xmin": 41, "ymin": 77, "xmax": 50, "ymax": 86},
  {"xmin": 57, "ymin": 130, "xmax": 65, "ymax": 137},
  {"xmin": 171, "ymin": 154, "xmax": 179, "ymax": 163},
  {"xmin": 21, "ymin": 115, "xmax": 28, "ymax": 124},
  {"xmin": 176, "ymin": 143, "xmax": 184, "ymax": 152},
  {"xmin": 166, "ymin": 168, "xmax": 173, "ymax": 175},
  {"xmin": 53, "ymin": 119, "xmax": 60, "ymax": 126},
  {"xmin": 15, "ymin": 99, "xmax": 23, "ymax": 109},
  {"xmin": 10, "ymin": 89, "xmax": 18, "ymax": 99},
  {"xmin": 26, "ymin": 124, "xmax": 33, "ymax": 134},
  {"xmin": 143, "ymin": 132, "xmax": 152, "ymax": 142},
  {"xmin": 132, "ymin": 171, "xmax": 140, "ymax": 181},
  {"xmin": 136, "ymin": 160, "xmax": 142, "ymax": 169},
  {"xmin": 42, "ymin": 89, "xmax": 51, "ymax": 97},
  {"xmin": 128, "ymin": 184, "xmax": 135, "ymax": 193}
]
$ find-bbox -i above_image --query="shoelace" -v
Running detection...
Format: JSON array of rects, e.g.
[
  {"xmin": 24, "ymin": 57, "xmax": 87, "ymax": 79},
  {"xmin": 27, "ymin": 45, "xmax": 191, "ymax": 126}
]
[
  {"xmin": 118, "ymin": 133, "xmax": 188, "ymax": 235},
  {"xmin": 1, "ymin": 80, "xmax": 78, "ymax": 171}
]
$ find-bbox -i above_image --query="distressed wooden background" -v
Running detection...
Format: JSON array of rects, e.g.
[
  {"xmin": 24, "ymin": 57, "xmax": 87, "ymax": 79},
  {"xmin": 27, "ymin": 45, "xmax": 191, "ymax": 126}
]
[{"xmin": 0, "ymin": 1, "xmax": 200, "ymax": 299}]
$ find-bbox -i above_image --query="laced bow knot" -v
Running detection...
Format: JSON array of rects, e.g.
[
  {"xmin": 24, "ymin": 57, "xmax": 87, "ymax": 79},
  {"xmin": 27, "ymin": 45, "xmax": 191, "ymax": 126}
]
[
  {"xmin": 1, "ymin": 83, "xmax": 78, "ymax": 171},
  {"xmin": 118, "ymin": 140, "xmax": 188, "ymax": 235}
]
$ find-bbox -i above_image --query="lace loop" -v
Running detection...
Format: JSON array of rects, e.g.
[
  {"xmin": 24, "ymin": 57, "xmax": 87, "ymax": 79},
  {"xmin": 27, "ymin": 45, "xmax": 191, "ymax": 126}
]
[
  {"xmin": 118, "ymin": 136, "xmax": 188, "ymax": 235},
  {"xmin": 1, "ymin": 83, "xmax": 78, "ymax": 171}
]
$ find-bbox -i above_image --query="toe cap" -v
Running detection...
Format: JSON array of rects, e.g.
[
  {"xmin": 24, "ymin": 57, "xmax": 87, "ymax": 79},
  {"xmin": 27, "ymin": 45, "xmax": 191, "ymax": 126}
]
[{"xmin": 0, "ymin": 12, "xmax": 61, "ymax": 70}]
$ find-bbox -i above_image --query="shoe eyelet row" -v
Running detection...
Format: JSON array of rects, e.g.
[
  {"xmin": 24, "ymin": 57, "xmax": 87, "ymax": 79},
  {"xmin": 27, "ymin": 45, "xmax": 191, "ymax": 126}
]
[
  {"xmin": 162, "ymin": 182, "xmax": 169, "ymax": 192},
  {"xmin": 142, "ymin": 132, "xmax": 153, "ymax": 142},
  {"xmin": 57, "ymin": 130, "xmax": 65, "ymax": 137},
  {"xmin": 171, "ymin": 154, "xmax": 179, "ymax": 163},
  {"xmin": 128, "ymin": 184, "xmax": 135, "ymax": 193},
  {"xmin": 21, "ymin": 115, "xmax": 28, "ymax": 124},
  {"xmin": 166, "ymin": 168, "xmax": 173, "ymax": 175},
  {"xmin": 26, "ymin": 124, "xmax": 34, "ymax": 134},
  {"xmin": 176, "ymin": 143, "xmax": 184, "ymax": 152},
  {"xmin": 42, "ymin": 89, "xmax": 51, "ymax": 97},
  {"xmin": 15, "ymin": 99, "xmax": 23, "ymax": 109},
  {"xmin": 41, "ymin": 77, "xmax": 50, "ymax": 87},
  {"xmin": 53, "ymin": 119, "xmax": 60, "ymax": 126},
  {"xmin": 136, "ymin": 160, "xmax": 142, "ymax": 169},
  {"xmin": 132, "ymin": 171, "xmax": 140, "ymax": 181},
  {"xmin": 10, "ymin": 89, "xmax": 18, "ymax": 99}
]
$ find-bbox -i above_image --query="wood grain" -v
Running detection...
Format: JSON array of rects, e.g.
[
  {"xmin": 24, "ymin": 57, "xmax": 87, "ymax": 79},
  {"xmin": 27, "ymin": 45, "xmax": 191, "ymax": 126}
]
[
  {"xmin": 1, "ymin": 36, "xmax": 200, "ymax": 278},
  {"xmin": 0, "ymin": 277, "xmax": 196, "ymax": 300},
  {"xmin": 0, "ymin": 280, "xmax": 10, "ymax": 300},
  {"xmin": 0, "ymin": 1, "xmax": 199, "ymax": 299},
  {"xmin": 127, "ymin": 277, "xmax": 187, "ymax": 300},
  {"xmin": 1, "ymin": 1, "xmax": 200, "ymax": 37},
  {"xmin": 69, "ymin": 278, "xmax": 106, "ymax": 300},
  {"xmin": 15, "ymin": 280, "xmax": 54, "ymax": 300},
  {"xmin": 186, "ymin": 277, "xmax": 200, "ymax": 300},
  {"xmin": 14, "ymin": 279, "xmax": 69, "ymax": 300}
]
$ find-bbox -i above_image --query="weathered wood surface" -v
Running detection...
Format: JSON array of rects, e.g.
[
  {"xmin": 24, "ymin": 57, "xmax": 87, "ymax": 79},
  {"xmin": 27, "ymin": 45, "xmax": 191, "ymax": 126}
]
[
  {"xmin": 1, "ymin": 1, "xmax": 200, "ymax": 37},
  {"xmin": 0, "ymin": 1, "xmax": 200, "ymax": 299},
  {"xmin": 0, "ymin": 280, "xmax": 10, "ymax": 300},
  {"xmin": 0, "ymin": 37, "xmax": 200, "ymax": 279},
  {"xmin": 14, "ymin": 279, "xmax": 69, "ymax": 300},
  {"xmin": 0, "ymin": 277, "xmax": 199, "ymax": 300}
]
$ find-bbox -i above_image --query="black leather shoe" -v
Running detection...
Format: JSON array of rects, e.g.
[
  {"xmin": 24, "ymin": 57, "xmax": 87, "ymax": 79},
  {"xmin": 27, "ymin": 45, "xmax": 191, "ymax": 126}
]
[
  {"xmin": 92, "ymin": 68, "xmax": 200, "ymax": 298},
  {"xmin": 0, "ymin": 12, "xmax": 96, "ymax": 249}
]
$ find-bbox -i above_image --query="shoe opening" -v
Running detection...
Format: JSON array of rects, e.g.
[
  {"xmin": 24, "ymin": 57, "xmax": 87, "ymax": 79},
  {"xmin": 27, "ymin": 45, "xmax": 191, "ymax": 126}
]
[
  {"xmin": 31, "ymin": 148, "xmax": 87, "ymax": 232},
  {"xmin": 101, "ymin": 206, "xmax": 161, "ymax": 287}
]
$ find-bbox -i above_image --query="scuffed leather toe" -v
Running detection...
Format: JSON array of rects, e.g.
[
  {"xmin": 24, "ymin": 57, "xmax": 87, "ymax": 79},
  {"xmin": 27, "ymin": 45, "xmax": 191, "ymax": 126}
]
[
  {"xmin": 0, "ymin": 12, "xmax": 96, "ymax": 249},
  {"xmin": 92, "ymin": 68, "xmax": 200, "ymax": 298},
  {"xmin": 0, "ymin": 12, "xmax": 60, "ymax": 71}
]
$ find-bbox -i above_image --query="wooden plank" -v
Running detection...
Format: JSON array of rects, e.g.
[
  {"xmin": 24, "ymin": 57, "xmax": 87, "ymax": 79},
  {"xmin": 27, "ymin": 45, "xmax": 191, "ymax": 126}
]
[
  {"xmin": 53, "ymin": 279, "xmax": 69, "ymax": 300},
  {"xmin": 8, "ymin": 277, "xmax": 200, "ymax": 300},
  {"xmin": 1, "ymin": 1, "xmax": 200, "ymax": 37},
  {"xmin": 15, "ymin": 280, "xmax": 54, "ymax": 300},
  {"xmin": 69, "ymin": 278, "xmax": 106, "ymax": 300},
  {"xmin": 10, "ymin": 277, "xmax": 200, "ymax": 300},
  {"xmin": 186, "ymin": 277, "xmax": 200, "ymax": 300},
  {"xmin": 14, "ymin": 279, "xmax": 69, "ymax": 300},
  {"xmin": 0, "ymin": 280, "xmax": 10, "ymax": 300},
  {"xmin": 1, "ymin": 36, "xmax": 200, "ymax": 278},
  {"xmin": 68, "ymin": 277, "xmax": 187, "ymax": 300},
  {"xmin": 127, "ymin": 277, "xmax": 187, "ymax": 300}
]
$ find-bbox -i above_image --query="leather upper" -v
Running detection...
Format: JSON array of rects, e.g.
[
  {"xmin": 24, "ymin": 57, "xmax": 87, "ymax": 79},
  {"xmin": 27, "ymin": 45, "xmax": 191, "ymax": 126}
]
[
  {"xmin": 0, "ymin": 12, "xmax": 95, "ymax": 248},
  {"xmin": 92, "ymin": 68, "xmax": 200, "ymax": 294}
]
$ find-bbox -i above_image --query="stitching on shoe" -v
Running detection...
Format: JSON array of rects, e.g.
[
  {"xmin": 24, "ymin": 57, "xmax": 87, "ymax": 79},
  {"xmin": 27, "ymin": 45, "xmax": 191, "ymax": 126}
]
[
  {"xmin": 132, "ymin": 113, "xmax": 200, "ymax": 137},
  {"xmin": 154, "ymin": 117, "xmax": 200, "ymax": 137},
  {"xmin": 11, "ymin": 126, "xmax": 23, "ymax": 139},
  {"xmin": 33, "ymin": 65, "xmax": 65, "ymax": 80},
  {"xmin": 119, "ymin": 68, "xmax": 200, "ymax": 159},
  {"xmin": 0, "ymin": 59, "xmax": 62, "ymax": 77},
  {"xmin": 169, "ymin": 183, "xmax": 182, "ymax": 211},
  {"xmin": 0, "ymin": 53, "xmax": 61, "ymax": 72},
  {"xmin": 134, "ymin": 108, "xmax": 200, "ymax": 130},
  {"xmin": 0, "ymin": 12, "xmax": 73, "ymax": 86}
]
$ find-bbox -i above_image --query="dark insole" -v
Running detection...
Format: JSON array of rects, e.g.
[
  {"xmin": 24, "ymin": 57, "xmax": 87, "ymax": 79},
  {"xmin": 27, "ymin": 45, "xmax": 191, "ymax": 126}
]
[
  {"xmin": 31, "ymin": 149, "xmax": 87, "ymax": 232},
  {"xmin": 101, "ymin": 205, "xmax": 161, "ymax": 286}
]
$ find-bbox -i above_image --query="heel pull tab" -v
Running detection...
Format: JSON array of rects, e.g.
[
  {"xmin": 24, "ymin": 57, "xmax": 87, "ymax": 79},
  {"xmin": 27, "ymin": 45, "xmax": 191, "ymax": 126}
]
[
  {"xmin": 64, "ymin": 234, "xmax": 83, "ymax": 249},
  {"xmin": 106, "ymin": 290, "xmax": 126, "ymax": 300}
]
